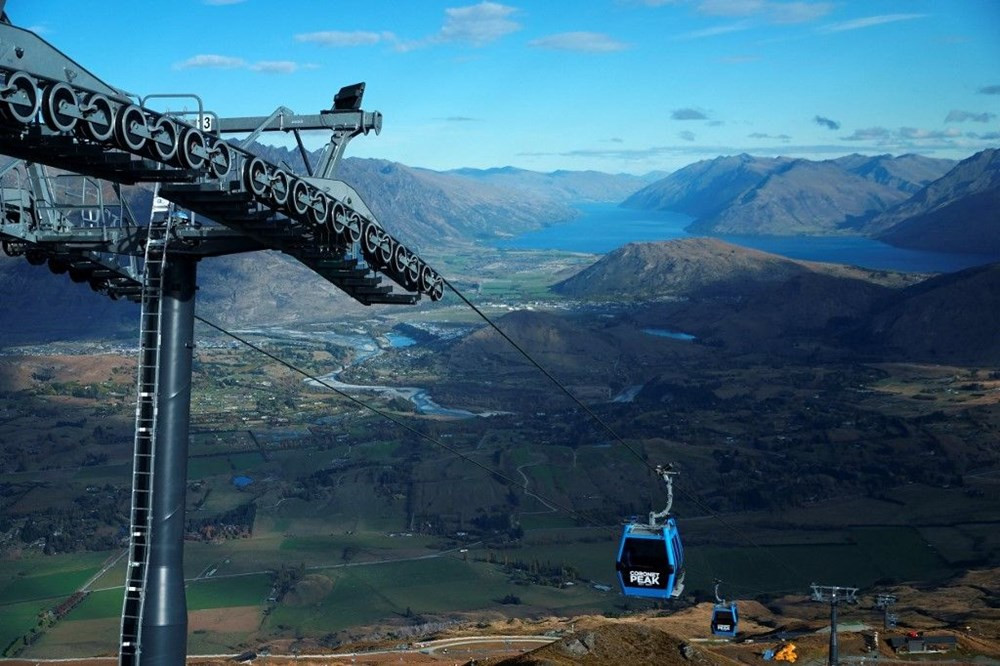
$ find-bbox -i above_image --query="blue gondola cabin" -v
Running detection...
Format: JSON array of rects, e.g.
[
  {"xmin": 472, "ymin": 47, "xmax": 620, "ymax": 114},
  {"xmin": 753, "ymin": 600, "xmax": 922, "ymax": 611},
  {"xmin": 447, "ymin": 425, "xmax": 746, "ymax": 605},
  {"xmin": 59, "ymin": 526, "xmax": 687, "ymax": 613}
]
[
  {"xmin": 615, "ymin": 517, "xmax": 684, "ymax": 599},
  {"xmin": 711, "ymin": 601, "xmax": 739, "ymax": 637}
]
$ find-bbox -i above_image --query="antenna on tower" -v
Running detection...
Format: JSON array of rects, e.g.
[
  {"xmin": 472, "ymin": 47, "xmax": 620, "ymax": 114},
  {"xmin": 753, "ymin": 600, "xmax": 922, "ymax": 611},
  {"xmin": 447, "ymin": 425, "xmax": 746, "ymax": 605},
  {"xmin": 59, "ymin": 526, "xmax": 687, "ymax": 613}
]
[{"xmin": 811, "ymin": 583, "xmax": 859, "ymax": 666}]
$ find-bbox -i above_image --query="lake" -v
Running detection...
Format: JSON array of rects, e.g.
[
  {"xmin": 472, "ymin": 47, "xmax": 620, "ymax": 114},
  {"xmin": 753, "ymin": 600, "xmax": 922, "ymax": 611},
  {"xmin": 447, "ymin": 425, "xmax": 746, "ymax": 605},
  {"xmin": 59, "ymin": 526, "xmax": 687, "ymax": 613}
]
[{"xmin": 497, "ymin": 203, "xmax": 1000, "ymax": 274}]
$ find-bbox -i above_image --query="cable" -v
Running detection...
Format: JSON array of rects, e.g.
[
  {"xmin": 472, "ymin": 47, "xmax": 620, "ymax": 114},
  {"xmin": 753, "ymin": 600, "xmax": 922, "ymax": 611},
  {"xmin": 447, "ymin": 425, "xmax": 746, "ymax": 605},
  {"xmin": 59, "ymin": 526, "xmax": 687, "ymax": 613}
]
[
  {"xmin": 200, "ymin": 277, "xmax": 809, "ymax": 590},
  {"xmin": 193, "ymin": 314, "xmax": 605, "ymax": 530},
  {"xmin": 443, "ymin": 277, "xmax": 651, "ymax": 469},
  {"xmin": 444, "ymin": 278, "xmax": 811, "ymax": 584}
]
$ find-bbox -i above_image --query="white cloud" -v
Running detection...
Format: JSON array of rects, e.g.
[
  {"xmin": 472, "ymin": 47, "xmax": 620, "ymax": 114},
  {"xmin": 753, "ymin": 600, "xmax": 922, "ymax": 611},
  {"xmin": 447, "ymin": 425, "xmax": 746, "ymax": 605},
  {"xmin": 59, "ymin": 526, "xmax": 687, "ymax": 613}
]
[
  {"xmin": 767, "ymin": 1, "xmax": 833, "ymax": 24},
  {"xmin": 697, "ymin": 0, "xmax": 833, "ymax": 24},
  {"xmin": 250, "ymin": 61, "xmax": 302, "ymax": 74},
  {"xmin": 392, "ymin": 2, "xmax": 521, "ymax": 52},
  {"xmin": 697, "ymin": 0, "xmax": 765, "ymax": 17},
  {"xmin": 174, "ymin": 54, "xmax": 247, "ymax": 70},
  {"xmin": 678, "ymin": 21, "xmax": 752, "ymax": 39},
  {"xmin": 841, "ymin": 125, "xmax": 975, "ymax": 152},
  {"xmin": 294, "ymin": 31, "xmax": 397, "ymax": 48},
  {"xmin": 897, "ymin": 127, "xmax": 961, "ymax": 140},
  {"xmin": 841, "ymin": 127, "xmax": 891, "ymax": 141},
  {"xmin": 174, "ymin": 54, "xmax": 310, "ymax": 75},
  {"xmin": 819, "ymin": 14, "xmax": 926, "ymax": 33},
  {"xmin": 528, "ymin": 32, "xmax": 630, "ymax": 53},
  {"xmin": 439, "ymin": 2, "xmax": 521, "ymax": 46}
]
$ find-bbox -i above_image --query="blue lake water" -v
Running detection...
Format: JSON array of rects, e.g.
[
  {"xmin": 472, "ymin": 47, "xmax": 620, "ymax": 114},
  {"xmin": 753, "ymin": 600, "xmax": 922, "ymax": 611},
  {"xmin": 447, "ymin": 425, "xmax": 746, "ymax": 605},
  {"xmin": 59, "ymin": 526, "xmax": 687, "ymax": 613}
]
[
  {"xmin": 385, "ymin": 332, "xmax": 417, "ymax": 348},
  {"xmin": 643, "ymin": 328, "xmax": 696, "ymax": 341},
  {"xmin": 498, "ymin": 203, "xmax": 1000, "ymax": 274}
]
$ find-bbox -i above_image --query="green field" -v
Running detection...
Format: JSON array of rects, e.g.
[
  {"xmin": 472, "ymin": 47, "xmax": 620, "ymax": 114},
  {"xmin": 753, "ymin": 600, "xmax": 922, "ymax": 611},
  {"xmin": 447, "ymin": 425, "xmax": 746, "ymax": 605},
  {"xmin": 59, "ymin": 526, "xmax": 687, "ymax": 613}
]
[
  {"xmin": 682, "ymin": 525, "xmax": 952, "ymax": 598},
  {"xmin": 0, "ymin": 551, "xmax": 117, "ymax": 649},
  {"xmin": 0, "ymin": 599, "xmax": 50, "ymax": 652},
  {"xmin": 0, "ymin": 551, "xmax": 111, "ymax": 604},
  {"xmin": 0, "ymin": 516, "xmax": 960, "ymax": 655},
  {"xmin": 187, "ymin": 574, "xmax": 273, "ymax": 610},
  {"xmin": 65, "ymin": 588, "xmax": 122, "ymax": 621},
  {"xmin": 2, "ymin": 333, "xmax": 996, "ymax": 657},
  {"xmin": 262, "ymin": 556, "xmax": 612, "ymax": 636}
]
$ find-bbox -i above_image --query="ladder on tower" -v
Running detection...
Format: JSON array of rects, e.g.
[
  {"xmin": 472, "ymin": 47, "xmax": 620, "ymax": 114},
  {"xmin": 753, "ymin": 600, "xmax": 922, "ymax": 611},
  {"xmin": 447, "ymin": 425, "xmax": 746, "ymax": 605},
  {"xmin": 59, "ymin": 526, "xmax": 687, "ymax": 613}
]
[{"xmin": 119, "ymin": 192, "xmax": 173, "ymax": 666}]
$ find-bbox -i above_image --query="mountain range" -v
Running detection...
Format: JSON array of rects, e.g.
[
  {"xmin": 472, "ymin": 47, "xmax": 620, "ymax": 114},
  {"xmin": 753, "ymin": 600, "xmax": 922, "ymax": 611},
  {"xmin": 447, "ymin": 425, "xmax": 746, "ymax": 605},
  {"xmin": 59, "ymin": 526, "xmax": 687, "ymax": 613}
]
[
  {"xmin": 552, "ymin": 238, "xmax": 1000, "ymax": 364},
  {"xmin": 2, "ymin": 146, "xmax": 998, "ymax": 357},
  {"xmin": 622, "ymin": 153, "xmax": 957, "ymax": 236},
  {"xmin": 445, "ymin": 165, "xmax": 661, "ymax": 204},
  {"xmin": 248, "ymin": 144, "xmax": 648, "ymax": 244},
  {"xmin": 865, "ymin": 148, "xmax": 1000, "ymax": 254},
  {"xmin": 260, "ymin": 146, "xmax": 999, "ymax": 256}
]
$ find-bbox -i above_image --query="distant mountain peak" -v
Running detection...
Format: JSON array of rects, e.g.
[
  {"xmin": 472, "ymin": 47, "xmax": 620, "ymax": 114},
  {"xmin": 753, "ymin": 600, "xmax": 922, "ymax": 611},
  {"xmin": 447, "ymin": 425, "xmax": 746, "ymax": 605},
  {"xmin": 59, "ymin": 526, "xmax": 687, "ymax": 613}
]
[
  {"xmin": 623, "ymin": 152, "xmax": 957, "ymax": 236},
  {"xmin": 865, "ymin": 148, "xmax": 1000, "ymax": 254}
]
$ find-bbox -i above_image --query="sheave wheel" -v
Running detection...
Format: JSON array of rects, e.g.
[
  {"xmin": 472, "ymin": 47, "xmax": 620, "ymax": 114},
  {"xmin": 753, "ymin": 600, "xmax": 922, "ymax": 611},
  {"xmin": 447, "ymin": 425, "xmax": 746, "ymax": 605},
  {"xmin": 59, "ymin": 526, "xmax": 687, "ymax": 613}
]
[
  {"xmin": 113, "ymin": 104, "xmax": 148, "ymax": 152},
  {"xmin": 178, "ymin": 127, "xmax": 207, "ymax": 170},
  {"xmin": 77, "ymin": 93, "xmax": 115, "ymax": 142},
  {"xmin": 243, "ymin": 157, "xmax": 269, "ymax": 196},
  {"xmin": 0, "ymin": 71, "xmax": 39, "ymax": 124},
  {"xmin": 147, "ymin": 116, "xmax": 179, "ymax": 162},
  {"xmin": 41, "ymin": 81, "xmax": 78, "ymax": 132}
]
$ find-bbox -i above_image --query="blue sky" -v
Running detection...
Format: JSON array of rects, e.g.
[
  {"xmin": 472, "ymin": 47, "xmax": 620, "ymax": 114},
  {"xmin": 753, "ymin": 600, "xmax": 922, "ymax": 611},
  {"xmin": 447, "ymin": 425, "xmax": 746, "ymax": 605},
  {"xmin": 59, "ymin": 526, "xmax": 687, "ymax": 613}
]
[{"xmin": 13, "ymin": 1, "xmax": 1000, "ymax": 174}]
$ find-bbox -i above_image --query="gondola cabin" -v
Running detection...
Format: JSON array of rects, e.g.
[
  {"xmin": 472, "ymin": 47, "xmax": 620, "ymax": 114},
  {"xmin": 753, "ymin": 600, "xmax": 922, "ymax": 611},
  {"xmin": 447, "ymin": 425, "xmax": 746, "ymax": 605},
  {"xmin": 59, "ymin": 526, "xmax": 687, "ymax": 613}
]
[
  {"xmin": 711, "ymin": 601, "xmax": 739, "ymax": 637},
  {"xmin": 615, "ymin": 517, "xmax": 684, "ymax": 599}
]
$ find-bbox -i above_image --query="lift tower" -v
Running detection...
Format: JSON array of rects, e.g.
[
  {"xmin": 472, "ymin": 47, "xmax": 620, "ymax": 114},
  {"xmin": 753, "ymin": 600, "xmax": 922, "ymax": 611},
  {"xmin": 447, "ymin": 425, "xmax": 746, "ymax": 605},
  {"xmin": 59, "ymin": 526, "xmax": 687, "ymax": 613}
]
[
  {"xmin": 875, "ymin": 593, "xmax": 898, "ymax": 629},
  {"xmin": 0, "ymin": 12, "xmax": 443, "ymax": 665},
  {"xmin": 811, "ymin": 583, "xmax": 859, "ymax": 666}
]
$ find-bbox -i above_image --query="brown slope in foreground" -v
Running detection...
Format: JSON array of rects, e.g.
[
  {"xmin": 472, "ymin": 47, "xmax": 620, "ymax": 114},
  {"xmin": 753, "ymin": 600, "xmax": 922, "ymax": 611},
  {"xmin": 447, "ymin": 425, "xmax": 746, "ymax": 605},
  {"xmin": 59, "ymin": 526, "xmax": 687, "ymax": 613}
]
[
  {"xmin": 488, "ymin": 622, "xmax": 737, "ymax": 665},
  {"xmin": 4, "ymin": 570, "xmax": 998, "ymax": 665}
]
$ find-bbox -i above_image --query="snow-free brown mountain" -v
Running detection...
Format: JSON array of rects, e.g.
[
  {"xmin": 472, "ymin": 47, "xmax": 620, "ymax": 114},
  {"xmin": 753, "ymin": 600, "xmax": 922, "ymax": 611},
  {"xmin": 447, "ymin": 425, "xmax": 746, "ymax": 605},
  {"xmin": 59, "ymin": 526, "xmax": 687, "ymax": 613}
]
[
  {"xmin": 551, "ymin": 238, "xmax": 1000, "ymax": 364},
  {"xmin": 622, "ymin": 153, "xmax": 955, "ymax": 235},
  {"xmin": 246, "ymin": 145, "xmax": 652, "ymax": 244},
  {"xmin": 445, "ymin": 165, "xmax": 660, "ymax": 204},
  {"xmin": 246, "ymin": 144, "xmax": 578, "ymax": 244},
  {"xmin": 0, "ymin": 151, "xmax": 639, "ymax": 341},
  {"xmin": 855, "ymin": 262, "xmax": 1000, "ymax": 364},
  {"xmin": 862, "ymin": 148, "xmax": 1000, "ymax": 254},
  {"xmin": 551, "ymin": 237, "xmax": 914, "ymax": 301}
]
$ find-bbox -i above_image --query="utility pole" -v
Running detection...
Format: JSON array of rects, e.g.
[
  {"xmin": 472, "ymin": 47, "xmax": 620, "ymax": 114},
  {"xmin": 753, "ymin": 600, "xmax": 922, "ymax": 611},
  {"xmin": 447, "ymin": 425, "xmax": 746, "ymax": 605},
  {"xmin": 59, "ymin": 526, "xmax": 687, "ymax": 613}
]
[{"xmin": 811, "ymin": 583, "xmax": 859, "ymax": 666}]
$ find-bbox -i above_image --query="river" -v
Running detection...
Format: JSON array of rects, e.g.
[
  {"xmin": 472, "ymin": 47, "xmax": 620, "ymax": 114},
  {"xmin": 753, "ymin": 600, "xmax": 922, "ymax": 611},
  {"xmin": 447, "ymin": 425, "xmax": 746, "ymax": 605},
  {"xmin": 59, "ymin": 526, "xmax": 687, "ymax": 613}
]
[{"xmin": 241, "ymin": 326, "xmax": 493, "ymax": 419}]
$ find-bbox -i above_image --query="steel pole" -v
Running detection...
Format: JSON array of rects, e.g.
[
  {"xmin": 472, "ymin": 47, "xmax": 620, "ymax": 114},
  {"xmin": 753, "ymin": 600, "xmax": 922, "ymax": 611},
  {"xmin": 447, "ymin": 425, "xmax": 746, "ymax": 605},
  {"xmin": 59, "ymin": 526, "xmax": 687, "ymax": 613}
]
[
  {"xmin": 141, "ymin": 257, "xmax": 197, "ymax": 665},
  {"xmin": 829, "ymin": 598, "xmax": 839, "ymax": 666}
]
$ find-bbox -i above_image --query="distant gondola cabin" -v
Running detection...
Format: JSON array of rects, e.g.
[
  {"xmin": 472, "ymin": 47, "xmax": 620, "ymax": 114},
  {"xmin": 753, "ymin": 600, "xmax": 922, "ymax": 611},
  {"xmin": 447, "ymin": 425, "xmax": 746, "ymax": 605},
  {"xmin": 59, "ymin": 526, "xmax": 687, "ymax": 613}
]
[{"xmin": 711, "ymin": 601, "xmax": 739, "ymax": 637}]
